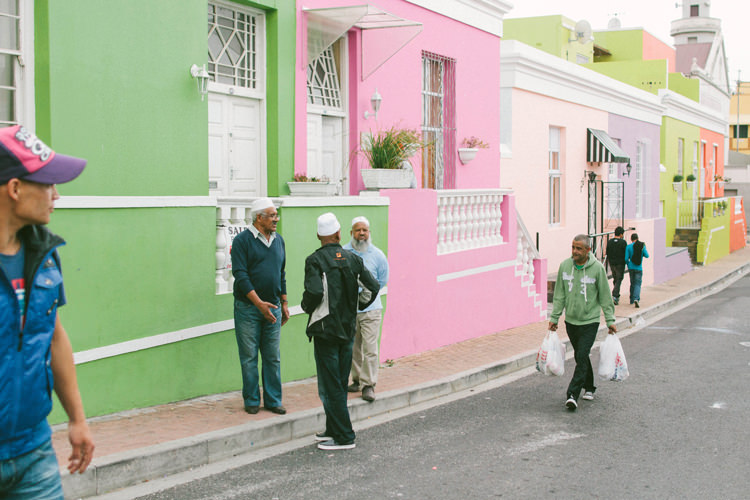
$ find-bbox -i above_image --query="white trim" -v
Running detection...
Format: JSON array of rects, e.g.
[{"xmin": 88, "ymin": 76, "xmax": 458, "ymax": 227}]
[
  {"xmin": 55, "ymin": 196, "xmax": 217, "ymax": 209},
  {"xmin": 437, "ymin": 260, "xmax": 516, "ymax": 282},
  {"xmin": 279, "ymin": 195, "xmax": 390, "ymax": 207},
  {"xmin": 19, "ymin": 0, "xmax": 35, "ymax": 128},
  {"xmin": 73, "ymin": 320, "xmax": 234, "ymax": 365},
  {"xmin": 500, "ymin": 40, "xmax": 665, "ymax": 126},
  {"xmin": 659, "ymin": 89, "xmax": 727, "ymax": 135},
  {"xmin": 74, "ymin": 288, "xmax": 389, "ymax": 364},
  {"xmin": 405, "ymin": 0, "xmax": 511, "ymax": 37}
]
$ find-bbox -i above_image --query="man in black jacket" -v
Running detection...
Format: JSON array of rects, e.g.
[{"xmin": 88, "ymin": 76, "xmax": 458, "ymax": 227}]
[
  {"xmin": 302, "ymin": 212, "xmax": 379, "ymax": 450},
  {"xmin": 605, "ymin": 226, "xmax": 627, "ymax": 305}
]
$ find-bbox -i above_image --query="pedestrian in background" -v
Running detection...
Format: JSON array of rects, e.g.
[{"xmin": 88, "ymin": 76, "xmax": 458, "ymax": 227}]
[
  {"xmin": 231, "ymin": 198, "xmax": 289, "ymax": 415},
  {"xmin": 605, "ymin": 226, "xmax": 627, "ymax": 305},
  {"xmin": 548, "ymin": 234, "xmax": 616, "ymax": 411},
  {"xmin": 343, "ymin": 216, "xmax": 389, "ymax": 402},
  {"xmin": 626, "ymin": 233, "xmax": 649, "ymax": 308},
  {"xmin": 1, "ymin": 125, "xmax": 95, "ymax": 498},
  {"xmin": 302, "ymin": 213, "xmax": 379, "ymax": 450}
]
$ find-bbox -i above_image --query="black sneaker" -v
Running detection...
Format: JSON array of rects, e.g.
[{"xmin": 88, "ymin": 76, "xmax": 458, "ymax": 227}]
[
  {"xmin": 317, "ymin": 439, "xmax": 355, "ymax": 450},
  {"xmin": 634, "ymin": 300, "xmax": 639, "ymax": 308},
  {"xmin": 565, "ymin": 397, "xmax": 578, "ymax": 410},
  {"xmin": 314, "ymin": 432, "xmax": 331, "ymax": 442},
  {"xmin": 613, "ymin": 297, "xmax": 619, "ymax": 305},
  {"xmin": 347, "ymin": 383, "xmax": 360, "ymax": 393}
]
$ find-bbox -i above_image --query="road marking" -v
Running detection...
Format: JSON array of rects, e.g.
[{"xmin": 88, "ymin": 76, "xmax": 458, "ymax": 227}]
[
  {"xmin": 695, "ymin": 327, "xmax": 741, "ymax": 335},
  {"xmin": 710, "ymin": 402, "xmax": 727, "ymax": 409},
  {"xmin": 506, "ymin": 431, "xmax": 584, "ymax": 456},
  {"xmin": 739, "ymin": 341, "xmax": 750, "ymax": 347}
]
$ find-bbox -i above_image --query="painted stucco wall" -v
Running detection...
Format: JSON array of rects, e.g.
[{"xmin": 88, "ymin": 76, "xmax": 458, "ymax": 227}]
[
  {"xmin": 607, "ymin": 114, "xmax": 661, "ymax": 219},
  {"xmin": 379, "ymin": 190, "xmax": 545, "ymax": 360},
  {"xmin": 583, "ymin": 59, "xmax": 668, "ymax": 96},
  {"xmin": 701, "ymin": 128, "xmax": 726, "ymax": 197},
  {"xmin": 33, "ymin": 0, "xmax": 300, "ymax": 420},
  {"xmin": 503, "ymin": 88, "xmax": 609, "ymax": 275},
  {"xmin": 696, "ymin": 202, "xmax": 730, "ymax": 264},
  {"xmin": 651, "ymin": 217, "xmax": 692, "ymax": 284},
  {"xmin": 668, "ymin": 72, "xmax": 700, "ymax": 102},
  {"xmin": 660, "ymin": 116, "xmax": 700, "ymax": 246},
  {"xmin": 295, "ymin": 0, "xmax": 502, "ymax": 194},
  {"xmin": 504, "ymin": 16, "xmax": 593, "ymax": 64},
  {"xmin": 642, "ymin": 31, "xmax": 676, "ymax": 73},
  {"xmin": 730, "ymin": 197, "xmax": 747, "ymax": 252}
]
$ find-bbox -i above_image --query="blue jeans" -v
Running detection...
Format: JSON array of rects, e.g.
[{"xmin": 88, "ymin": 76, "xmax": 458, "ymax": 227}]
[
  {"xmin": 314, "ymin": 336, "xmax": 356, "ymax": 444},
  {"xmin": 629, "ymin": 270, "xmax": 643, "ymax": 303},
  {"xmin": 234, "ymin": 299, "xmax": 282, "ymax": 407},
  {"xmin": 0, "ymin": 440, "xmax": 63, "ymax": 499}
]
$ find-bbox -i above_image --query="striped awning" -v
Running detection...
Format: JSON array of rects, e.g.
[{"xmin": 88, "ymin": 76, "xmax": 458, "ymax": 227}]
[{"xmin": 587, "ymin": 128, "xmax": 630, "ymax": 163}]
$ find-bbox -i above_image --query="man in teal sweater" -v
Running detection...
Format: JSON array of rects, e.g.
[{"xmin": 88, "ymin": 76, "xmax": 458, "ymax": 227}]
[{"xmin": 549, "ymin": 234, "xmax": 616, "ymax": 411}]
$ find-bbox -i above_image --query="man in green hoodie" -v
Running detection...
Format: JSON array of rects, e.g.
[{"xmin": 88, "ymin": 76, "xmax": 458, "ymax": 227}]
[{"xmin": 549, "ymin": 234, "xmax": 616, "ymax": 411}]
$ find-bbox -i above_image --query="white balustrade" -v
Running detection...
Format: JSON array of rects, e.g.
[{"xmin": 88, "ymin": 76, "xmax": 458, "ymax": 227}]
[
  {"xmin": 515, "ymin": 208, "xmax": 541, "ymax": 285},
  {"xmin": 437, "ymin": 189, "xmax": 509, "ymax": 254}
]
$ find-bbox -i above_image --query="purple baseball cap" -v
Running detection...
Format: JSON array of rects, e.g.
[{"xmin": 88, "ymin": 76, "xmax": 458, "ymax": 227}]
[{"xmin": 0, "ymin": 125, "xmax": 87, "ymax": 185}]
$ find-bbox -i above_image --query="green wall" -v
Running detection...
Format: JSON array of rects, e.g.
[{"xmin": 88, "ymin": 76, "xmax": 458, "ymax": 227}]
[
  {"xmin": 584, "ymin": 59, "xmax": 668, "ymax": 95},
  {"xmin": 696, "ymin": 202, "xmax": 730, "ymax": 264},
  {"xmin": 592, "ymin": 30, "xmax": 643, "ymax": 63},
  {"xmin": 660, "ymin": 117, "xmax": 700, "ymax": 245},
  {"xmin": 504, "ymin": 16, "xmax": 593, "ymax": 63},
  {"xmin": 668, "ymin": 72, "xmax": 700, "ymax": 102},
  {"xmin": 30, "ymin": 0, "xmax": 303, "ymax": 421}
]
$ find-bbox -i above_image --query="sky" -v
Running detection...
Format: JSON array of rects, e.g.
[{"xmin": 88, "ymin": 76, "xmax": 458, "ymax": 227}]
[{"xmin": 506, "ymin": 0, "xmax": 749, "ymax": 88}]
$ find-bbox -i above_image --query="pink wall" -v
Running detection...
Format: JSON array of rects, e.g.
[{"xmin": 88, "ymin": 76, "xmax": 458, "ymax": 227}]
[
  {"xmin": 502, "ymin": 89, "xmax": 609, "ymax": 275},
  {"xmin": 379, "ymin": 189, "xmax": 546, "ymax": 360},
  {"xmin": 295, "ymin": 0, "xmax": 502, "ymax": 193},
  {"xmin": 642, "ymin": 31, "xmax": 676, "ymax": 73},
  {"xmin": 701, "ymin": 128, "xmax": 725, "ymax": 196}
]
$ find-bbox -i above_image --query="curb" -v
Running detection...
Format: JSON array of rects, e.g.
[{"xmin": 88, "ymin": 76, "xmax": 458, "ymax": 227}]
[{"xmin": 62, "ymin": 261, "xmax": 750, "ymax": 498}]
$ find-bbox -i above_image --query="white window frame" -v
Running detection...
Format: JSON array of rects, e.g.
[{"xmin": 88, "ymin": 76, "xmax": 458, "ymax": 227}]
[
  {"xmin": 306, "ymin": 40, "xmax": 347, "ymax": 118},
  {"xmin": 0, "ymin": 0, "xmax": 34, "ymax": 128},
  {"xmin": 548, "ymin": 126, "xmax": 561, "ymax": 225},
  {"xmin": 206, "ymin": 0, "xmax": 266, "ymax": 100},
  {"xmin": 677, "ymin": 138, "xmax": 684, "ymax": 176},
  {"xmin": 635, "ymin": 140, "xmax": 645, "ymax": 218}
]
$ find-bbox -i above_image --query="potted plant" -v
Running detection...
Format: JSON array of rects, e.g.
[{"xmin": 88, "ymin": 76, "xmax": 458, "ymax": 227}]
[
  {"xmin": 672, "ymin": 174, "xmax": 683, "ymax": 192},
  {"xmin": 685, "ymin": 174, "xmax": 696, "ymax": 184},
  {"xmin": 458, "ymin": 136, "xmax": 489, "ymax": 165},
  {"xmin": 287, "ymin": 174, "xmax": 338, "ymax": 196},
  {"xmin": 360, "ymin": 127, "xmax": 421, "ymax": 190}
]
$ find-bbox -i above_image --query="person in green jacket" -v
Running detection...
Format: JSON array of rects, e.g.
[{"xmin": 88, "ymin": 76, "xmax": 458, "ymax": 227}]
[{"xmin": 548, "ymin": 234, "xmax": 616, "ymax": 411}]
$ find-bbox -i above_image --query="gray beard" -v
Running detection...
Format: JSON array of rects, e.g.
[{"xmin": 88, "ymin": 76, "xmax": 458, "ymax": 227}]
[{"xmin": 350, "ymin": 238, "xmax": 370, "ymax": 252}]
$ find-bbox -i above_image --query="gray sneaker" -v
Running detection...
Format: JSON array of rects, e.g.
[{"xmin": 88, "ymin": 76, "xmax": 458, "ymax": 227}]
[
  {"xmin": 362, "ymin": 386, "xmax": 375, "ymax": 402},
  {"xmin": 317, "ymin": 439, "xmax": 355, "ymax": 450},
  {"xmin": 347, "ymin": 383, "xmax": 360, "ymax": 393}
]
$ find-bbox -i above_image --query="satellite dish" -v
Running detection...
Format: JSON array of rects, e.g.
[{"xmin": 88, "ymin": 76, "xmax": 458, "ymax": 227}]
[
  {"xmin": 608, "ymin": 17, "xmax": 622, "ymax": 29},
  {"xmin": 573, "ymin": 20, "xmax": 592, "ymax": 43}
]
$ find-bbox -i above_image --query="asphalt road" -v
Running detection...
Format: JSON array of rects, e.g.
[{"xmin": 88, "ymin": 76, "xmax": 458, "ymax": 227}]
[{"xmin": 136, "ymin": 276, "xmax": 750, "ymax": 500}]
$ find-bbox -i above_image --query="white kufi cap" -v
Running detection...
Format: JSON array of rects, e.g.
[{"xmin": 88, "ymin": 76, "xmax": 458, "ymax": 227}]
[
  {"xmin": 250, "ymin": 197, "xmax": 275, "ymax": 212},
  {"xmin": 351, "ymin": 216, "xmax": 370, "ymax": 228},
  {"xmin": 317, "ymin": 212, "xmax": 341, "ymax": 236}
]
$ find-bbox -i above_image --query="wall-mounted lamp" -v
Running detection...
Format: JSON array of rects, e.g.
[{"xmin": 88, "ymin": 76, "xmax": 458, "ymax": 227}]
[
  {"xmin": 588, "ymin": 170, "xmax": 598, "ymax": 182},
  {"xmin": 364, "ymin": 88, "xmax": 382, "ymax": 119},
  {"xmin": 623, "ymin": 163, "xmax": 632, "ymax": 177},
  {"xmin": 190, "ymin": 64, "xmax": 210, "ymax": 101}
]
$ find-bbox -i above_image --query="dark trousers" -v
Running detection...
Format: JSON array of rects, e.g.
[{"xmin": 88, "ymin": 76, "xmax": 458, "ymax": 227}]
[
  {"xmin": 565, "ymin": 322, "xmax": 599, "ymax": 399},
  {"xmin": 314, "ymin": 336, "xmax": 356, "ymax": 444},
  {"xmin": 610, "ymin": 264, "xmax": 625, "ymax": 299}
]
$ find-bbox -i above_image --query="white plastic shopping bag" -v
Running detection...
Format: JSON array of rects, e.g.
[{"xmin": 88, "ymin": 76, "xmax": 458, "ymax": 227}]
[
  {"xmin": 598, "ymin": 334, "xmax": 629, "ymax": 381},
  {"xmin": 536, "ymin": 331, "xmax": 565, "ymax": 376}
]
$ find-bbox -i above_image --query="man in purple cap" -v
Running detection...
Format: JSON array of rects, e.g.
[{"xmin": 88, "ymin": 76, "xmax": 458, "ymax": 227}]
[{"xmin": 0, "ymin": 125, "xmax": 94, "ymax": 498}]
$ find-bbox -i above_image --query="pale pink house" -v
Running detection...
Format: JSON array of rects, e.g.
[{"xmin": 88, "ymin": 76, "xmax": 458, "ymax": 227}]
[{"xmin": 294, "ymin": 0, "xmax": 546, "ymax": 360}]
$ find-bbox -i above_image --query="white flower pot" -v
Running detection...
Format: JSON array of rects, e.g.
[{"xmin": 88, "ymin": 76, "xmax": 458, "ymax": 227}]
[
  {"xmin": 287, "ymin": 181, "xmax": 338, "ymax": 196},
  {"xmin": 458, "ymin": 148, "xmax": 478, "ymax": 165},
  {"xmin": 361, "ymin": 168, "xmax": 412, "ymax": 190}
]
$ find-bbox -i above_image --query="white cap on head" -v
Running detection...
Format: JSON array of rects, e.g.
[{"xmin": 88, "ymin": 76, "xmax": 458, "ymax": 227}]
[
  {"xmin": 351, "ymin": 216, "xmax": 370, "ymax": 228},
  {"xmin": 317, "ymin": 212, "xmax": 340, "ymax": 236},
  {"xmin": 250, "ymin": 197, "xmax": 274, "ymax": 213}
]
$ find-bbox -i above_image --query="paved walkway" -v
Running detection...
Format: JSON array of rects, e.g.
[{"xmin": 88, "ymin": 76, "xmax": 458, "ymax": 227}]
[{"xmin": 55, "ymin": 246, "xmax": 750, "ymax": 498}]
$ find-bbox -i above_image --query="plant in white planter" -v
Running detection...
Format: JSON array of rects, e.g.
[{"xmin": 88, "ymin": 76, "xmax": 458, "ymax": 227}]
[
  {"xmin": 672, "ymin": 174, "xmax": 683, "ymax": 192},
  {"xmin": 360, "ymin": 127, "xmax": 421, "ymax": 190},
  {"xmin": 287, "ymin": 174, "xmax": 338, "ymax": 196},
  {"xmin": 458, "ymin": 136, "xmax": 489, "ymax": 165}
]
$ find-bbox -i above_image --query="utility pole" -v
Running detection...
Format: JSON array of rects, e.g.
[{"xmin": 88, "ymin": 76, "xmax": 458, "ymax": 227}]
[{"xmin": 737, "ymin": 70, "xmax": 741, "ymax": 153}]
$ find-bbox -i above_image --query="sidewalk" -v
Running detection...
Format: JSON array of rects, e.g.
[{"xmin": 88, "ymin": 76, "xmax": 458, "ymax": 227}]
[{"xmin": 56, "ymin": 246, "xmax": 750, "ymax": 498}]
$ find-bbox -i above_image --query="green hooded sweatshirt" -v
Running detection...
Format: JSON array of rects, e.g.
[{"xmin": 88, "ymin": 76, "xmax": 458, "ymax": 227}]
[{"xmin": 550, "ymin": 251, "xmax": 615, "ymax": 327}]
